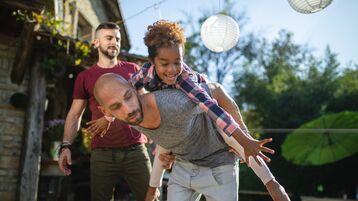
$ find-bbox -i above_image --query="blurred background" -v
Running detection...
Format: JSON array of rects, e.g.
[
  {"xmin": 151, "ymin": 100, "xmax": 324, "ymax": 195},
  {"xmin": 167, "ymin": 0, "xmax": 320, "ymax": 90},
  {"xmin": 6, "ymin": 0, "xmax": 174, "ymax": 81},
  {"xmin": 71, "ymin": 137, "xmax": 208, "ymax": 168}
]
[{"xmin": 0, "ymin": 0, "xmax": 357, "ymax": 200}]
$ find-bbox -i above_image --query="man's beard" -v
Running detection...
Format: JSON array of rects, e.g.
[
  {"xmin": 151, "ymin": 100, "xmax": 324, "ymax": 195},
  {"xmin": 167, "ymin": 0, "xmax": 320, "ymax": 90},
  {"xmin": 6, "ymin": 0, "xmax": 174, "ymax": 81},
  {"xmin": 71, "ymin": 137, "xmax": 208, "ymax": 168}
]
[
  {"xmin": 99, "ymin": 45, "xmax": 119, "ymax": 59},
  {"xmin": 126, "ymin": 96, "xmax": 144, "ymax": 125}
]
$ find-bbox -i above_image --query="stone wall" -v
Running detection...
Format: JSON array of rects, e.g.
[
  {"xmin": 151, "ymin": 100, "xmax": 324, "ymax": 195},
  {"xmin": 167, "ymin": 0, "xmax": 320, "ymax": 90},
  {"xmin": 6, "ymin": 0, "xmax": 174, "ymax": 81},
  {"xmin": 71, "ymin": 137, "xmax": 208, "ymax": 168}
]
[
  {"xmin": 0, "ymin": 34, "xmax": 28, "ymax": 201},
  {"xmin": 0, "ymin": 1, "xmax": 122, "ymax": 200}
]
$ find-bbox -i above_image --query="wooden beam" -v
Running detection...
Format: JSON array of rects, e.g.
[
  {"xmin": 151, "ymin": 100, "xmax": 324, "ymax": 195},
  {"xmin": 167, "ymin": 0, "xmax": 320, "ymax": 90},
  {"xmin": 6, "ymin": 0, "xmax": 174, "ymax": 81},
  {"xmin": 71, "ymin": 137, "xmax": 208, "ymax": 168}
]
[
  {"xmin": 0, "ymin": 0, "xmax": 44, "ymax": 12},
  {"xmin": 10, "ymin": 23, "xmax": 36, "ymax": 84},
  {"xmin": 17, "ymin": 57, "xmax": 46, "ymax": 201}
]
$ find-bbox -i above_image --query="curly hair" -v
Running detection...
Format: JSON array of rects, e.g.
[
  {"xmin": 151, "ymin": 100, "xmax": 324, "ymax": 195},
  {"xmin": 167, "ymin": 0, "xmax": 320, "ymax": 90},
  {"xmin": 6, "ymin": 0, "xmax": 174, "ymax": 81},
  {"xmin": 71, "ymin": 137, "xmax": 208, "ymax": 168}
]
[{"xmin": 144, "ymin": 20, "xmax": 186, "ymax": 59}]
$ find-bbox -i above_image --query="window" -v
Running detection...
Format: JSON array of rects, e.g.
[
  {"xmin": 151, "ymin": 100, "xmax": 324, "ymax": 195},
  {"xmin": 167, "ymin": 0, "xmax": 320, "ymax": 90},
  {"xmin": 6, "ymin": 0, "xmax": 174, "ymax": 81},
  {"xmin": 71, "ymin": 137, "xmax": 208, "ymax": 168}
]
[{"xmin": 77, "ymin": 13, "xmax": 93, "ymax": 42}]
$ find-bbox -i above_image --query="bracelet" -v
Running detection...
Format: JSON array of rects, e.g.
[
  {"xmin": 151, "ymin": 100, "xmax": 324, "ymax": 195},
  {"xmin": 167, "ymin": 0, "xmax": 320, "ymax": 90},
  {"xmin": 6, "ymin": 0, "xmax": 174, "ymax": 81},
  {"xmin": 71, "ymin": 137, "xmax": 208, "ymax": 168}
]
[
  {"xmin": 62, "ymin": 140, "xmax": 72, "ymax": 145},
  {"xmin": 58, "ymin": 143, "xmax": 72, "ymax": 157},
  {"xmin": 104, "ymin": 115, "xmax": 115, "ymax": 122}
]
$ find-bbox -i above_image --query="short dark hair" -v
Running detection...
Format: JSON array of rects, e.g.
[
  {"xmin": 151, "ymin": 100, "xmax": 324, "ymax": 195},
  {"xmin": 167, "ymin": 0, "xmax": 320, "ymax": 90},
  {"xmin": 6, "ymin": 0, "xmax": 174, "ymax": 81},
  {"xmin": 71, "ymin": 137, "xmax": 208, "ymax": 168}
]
[{"xmin": 95, "ymin": 22, "xmax": 120, "ymax": 32}]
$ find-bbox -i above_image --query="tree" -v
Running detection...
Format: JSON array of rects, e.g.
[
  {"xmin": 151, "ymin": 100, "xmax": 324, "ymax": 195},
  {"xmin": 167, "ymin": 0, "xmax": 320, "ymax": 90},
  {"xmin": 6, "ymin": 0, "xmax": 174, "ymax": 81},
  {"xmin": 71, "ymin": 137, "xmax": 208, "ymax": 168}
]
[
  {"xmin": 182, "ymin": 0, "xmax": 358, "ymax": 197},
  {"xmin": 234, "ymin": 32, "xmax": 340, "ymax": 129},
  {"xmin": 232, "ymin": 30, "xmax": 358, "ymax": 198},
  {"xmin": 327, "ymin": 67, "xmax": 358, "ymax": 112}
]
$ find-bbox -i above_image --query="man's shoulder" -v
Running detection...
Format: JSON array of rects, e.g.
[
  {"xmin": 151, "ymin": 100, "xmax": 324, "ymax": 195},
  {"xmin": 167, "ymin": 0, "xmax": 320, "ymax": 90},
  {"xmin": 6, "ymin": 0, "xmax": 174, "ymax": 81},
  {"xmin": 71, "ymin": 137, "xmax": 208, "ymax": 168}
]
[
  {"xmin": 118, "ymin": 61, "xmax": 140, "ymax": 71},
  {"xmin": 153, "ymin": 89, "xmax": 193, "ymax": 111},
  {"xmin": 77, "ymin": 62, "xmax": 139, "ymax": 79},
  {"xmin": 77, "ymin": 64, "xmax": 98, "ymax": 75},
  {"xmin": 119, "ymin": 60, "xmax": 137, "ymax": 66},
  {"xmin": 153, "ymin": 89, "xmax": 187, "ymax": 99}
]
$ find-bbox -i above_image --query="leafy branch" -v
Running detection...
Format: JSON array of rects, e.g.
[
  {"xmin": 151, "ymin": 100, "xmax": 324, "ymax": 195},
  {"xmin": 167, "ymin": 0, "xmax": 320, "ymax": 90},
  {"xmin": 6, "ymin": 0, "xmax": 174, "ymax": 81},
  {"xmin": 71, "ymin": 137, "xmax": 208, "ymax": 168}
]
[{"xmin": 12, "ymin": 9, "xmax": 93, "ymax": 69}]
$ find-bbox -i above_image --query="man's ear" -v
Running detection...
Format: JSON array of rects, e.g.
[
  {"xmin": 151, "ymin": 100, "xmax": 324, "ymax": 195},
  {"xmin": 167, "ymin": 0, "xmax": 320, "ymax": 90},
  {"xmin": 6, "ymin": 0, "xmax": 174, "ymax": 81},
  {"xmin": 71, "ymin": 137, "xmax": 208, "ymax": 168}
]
[
  {"xmin": 93, "ymin": 38, "xmax": 99, "ymax": 49},
  {"xmin": 97, "ymin": 106, "xmax": 112, "ymax": 117}
]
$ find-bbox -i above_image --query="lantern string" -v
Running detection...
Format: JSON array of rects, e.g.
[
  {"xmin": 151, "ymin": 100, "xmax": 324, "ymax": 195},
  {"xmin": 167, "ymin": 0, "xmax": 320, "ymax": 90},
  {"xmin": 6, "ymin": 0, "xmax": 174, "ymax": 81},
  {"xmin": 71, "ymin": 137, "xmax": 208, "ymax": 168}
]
[
  {"xmin": 116, "ymin": 0, "xmax": 169, "ymax": 25},
  {"xmin": 154, "ymin": 2, "xmax": 162, "ymax": 20}
]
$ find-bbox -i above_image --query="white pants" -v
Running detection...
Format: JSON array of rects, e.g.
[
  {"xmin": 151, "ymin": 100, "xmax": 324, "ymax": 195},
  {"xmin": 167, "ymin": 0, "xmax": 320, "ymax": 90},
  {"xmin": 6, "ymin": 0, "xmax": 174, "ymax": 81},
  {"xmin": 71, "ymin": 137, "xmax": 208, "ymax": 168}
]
[
  {"xmin": 167, "ymin": 161, "xmax": 239, "ymax": 201},
  {"xmin": 149, "ymin": 134, "xmax": 274, "ymax": 188}
]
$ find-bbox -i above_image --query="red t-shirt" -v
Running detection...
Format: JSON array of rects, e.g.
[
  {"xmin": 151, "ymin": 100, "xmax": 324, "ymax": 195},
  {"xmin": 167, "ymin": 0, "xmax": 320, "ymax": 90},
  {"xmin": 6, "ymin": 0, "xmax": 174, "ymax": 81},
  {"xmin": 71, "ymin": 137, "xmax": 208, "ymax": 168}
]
[{"xmin": 73, "ymin": 61, "xmax": 147, "ymax": 149}]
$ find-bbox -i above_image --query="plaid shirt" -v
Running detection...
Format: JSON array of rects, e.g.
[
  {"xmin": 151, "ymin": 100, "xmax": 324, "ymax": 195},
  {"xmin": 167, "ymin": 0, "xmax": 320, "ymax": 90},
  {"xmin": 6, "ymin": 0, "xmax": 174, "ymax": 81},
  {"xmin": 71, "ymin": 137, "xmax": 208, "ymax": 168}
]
[{"xmin": 129, "ymin": 62, "xmax": 239, "ymax": 136}]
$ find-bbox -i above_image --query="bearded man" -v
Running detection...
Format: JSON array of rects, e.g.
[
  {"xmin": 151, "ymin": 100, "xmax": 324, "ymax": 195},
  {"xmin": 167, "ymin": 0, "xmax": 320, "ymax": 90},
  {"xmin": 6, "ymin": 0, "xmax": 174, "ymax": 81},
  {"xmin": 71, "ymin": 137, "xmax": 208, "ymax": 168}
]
[{"xmin": 58, "ymin": 22, "xmax": 158, "ymax": 201}]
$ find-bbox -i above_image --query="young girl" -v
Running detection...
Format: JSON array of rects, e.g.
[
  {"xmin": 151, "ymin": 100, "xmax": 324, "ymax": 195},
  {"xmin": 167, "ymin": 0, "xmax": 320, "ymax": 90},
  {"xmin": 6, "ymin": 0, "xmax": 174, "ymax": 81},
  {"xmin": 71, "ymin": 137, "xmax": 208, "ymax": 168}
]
[
  {"xmin": 129, "ymin": 20, "xmax": 266, "ymax": 164},
  {"xmin": 132, "ymin": 20, "xmax": 290, "ymax": 201}
]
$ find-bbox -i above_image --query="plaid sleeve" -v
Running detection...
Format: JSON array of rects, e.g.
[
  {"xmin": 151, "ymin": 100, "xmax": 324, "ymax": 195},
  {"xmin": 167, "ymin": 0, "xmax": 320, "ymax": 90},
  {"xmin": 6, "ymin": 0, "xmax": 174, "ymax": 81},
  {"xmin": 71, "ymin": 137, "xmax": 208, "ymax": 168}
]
[
  {"xmin": 182, "ymin": 63, "xmax": 207, "ymax": 84},
  {"xmin": 176, "ymin": 72, "xmax": 239, "ymax": 136},
  {"xmin": 129, "ymin": 62, "xmax": 154, "ymax": 90}
]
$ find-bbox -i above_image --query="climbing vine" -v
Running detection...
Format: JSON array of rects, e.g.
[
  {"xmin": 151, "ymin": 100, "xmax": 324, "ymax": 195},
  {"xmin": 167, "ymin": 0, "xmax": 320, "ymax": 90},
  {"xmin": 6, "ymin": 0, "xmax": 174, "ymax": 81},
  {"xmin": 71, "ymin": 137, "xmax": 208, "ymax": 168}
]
[{"xmin": 12, "ymin": 8, "xmax": 93, "ymax": 74}]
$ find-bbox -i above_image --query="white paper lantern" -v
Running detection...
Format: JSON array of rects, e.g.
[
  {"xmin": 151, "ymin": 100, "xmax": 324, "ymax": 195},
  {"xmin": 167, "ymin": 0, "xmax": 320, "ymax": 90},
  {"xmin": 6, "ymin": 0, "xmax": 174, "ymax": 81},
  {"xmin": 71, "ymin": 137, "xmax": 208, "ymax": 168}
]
[
  {"xmin": 288, "ymin": 0, "xmax": 333, "ymax": 14},
  {"xmin": 200, "ymin": 14, "xmax": 240, "ymax": 52}
]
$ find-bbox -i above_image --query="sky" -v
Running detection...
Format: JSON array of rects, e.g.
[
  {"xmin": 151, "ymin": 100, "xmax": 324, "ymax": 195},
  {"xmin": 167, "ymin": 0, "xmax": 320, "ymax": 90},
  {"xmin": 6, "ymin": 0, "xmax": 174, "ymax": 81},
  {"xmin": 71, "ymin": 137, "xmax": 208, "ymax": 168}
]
[{"xmin": 120, "ymin": 0, "xmax": 358, "ymax": 67}]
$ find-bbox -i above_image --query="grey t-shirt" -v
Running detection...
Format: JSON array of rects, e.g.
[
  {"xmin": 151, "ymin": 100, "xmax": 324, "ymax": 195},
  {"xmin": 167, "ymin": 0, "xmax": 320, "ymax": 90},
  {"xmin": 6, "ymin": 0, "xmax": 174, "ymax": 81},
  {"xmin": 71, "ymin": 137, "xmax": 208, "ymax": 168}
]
[{"xmin": 133, "ymin": 89, "xmax": 235, "ymax": 168}]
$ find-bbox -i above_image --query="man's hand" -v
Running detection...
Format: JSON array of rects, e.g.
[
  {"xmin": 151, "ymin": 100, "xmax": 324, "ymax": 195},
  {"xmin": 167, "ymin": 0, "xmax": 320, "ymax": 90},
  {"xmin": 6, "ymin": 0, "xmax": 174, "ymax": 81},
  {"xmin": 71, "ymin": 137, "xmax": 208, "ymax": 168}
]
[
  {"xmin": 145, "ymin": 186, "xmax": 160, "ymax": 201},
  {"xmin": 86, "ymin": 116, "xmax": 111, "ymax": 138},
  {"xmin": 158, "ymin": 152, "xmax": 175, "ymax": 169},
  {"xmin": 229, "ymin": 148, "xmax": 241, "ymax": 156},
  {"xmin": 58, "ymin": 148, "xmax": 72, "ymax": 176},
  {"xmin": 229, "ymin": 148, "xmax": 246, "ymax": 164}
]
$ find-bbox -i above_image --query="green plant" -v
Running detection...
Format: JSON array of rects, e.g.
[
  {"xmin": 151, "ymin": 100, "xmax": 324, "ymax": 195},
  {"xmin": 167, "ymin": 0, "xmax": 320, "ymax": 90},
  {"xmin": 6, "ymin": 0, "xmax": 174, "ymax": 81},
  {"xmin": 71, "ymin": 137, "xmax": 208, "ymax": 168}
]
[
  {"xmin": 12, "ymin": 9, "xmax": 93, "ymax": 68},
  {"xmin": 12, "ymin": 9, "xmax": 64, "ymax": 35}
]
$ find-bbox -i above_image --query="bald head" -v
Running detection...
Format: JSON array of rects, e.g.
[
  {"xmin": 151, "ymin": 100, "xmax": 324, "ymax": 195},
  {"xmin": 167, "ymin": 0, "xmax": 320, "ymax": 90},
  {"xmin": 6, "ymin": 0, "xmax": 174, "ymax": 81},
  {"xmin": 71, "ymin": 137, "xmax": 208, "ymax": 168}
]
[
  {"xmin": 94, "ymin": 73, "xmax": 144, "ymax": 125},
  {"xmin": 94, "ymin": 73, "xmax": 130, "ymax": 106}
]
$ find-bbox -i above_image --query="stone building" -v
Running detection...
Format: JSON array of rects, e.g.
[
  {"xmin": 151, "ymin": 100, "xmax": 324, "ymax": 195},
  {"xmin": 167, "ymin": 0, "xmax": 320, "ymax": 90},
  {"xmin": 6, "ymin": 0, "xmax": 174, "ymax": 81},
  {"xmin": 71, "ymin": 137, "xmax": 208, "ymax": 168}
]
[{"xmin": 0, "ymin": 1, "xmax": 145, "ymax": 200}]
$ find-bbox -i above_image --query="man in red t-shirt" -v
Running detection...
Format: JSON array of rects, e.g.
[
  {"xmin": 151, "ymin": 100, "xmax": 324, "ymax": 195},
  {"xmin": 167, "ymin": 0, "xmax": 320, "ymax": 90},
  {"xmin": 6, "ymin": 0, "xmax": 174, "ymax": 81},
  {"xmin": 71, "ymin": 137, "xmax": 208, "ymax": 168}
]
[{"xmin": 58, "ymin": 22, "xmax": 152, "ymax": 201}]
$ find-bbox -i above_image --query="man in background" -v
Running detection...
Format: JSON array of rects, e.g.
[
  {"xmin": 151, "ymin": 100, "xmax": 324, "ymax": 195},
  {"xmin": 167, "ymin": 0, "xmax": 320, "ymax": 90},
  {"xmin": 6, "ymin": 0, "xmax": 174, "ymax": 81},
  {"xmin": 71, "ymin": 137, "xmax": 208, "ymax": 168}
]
[{"xmin": 58, "ymin": 22, "xmax": 152, "ymax": 201}]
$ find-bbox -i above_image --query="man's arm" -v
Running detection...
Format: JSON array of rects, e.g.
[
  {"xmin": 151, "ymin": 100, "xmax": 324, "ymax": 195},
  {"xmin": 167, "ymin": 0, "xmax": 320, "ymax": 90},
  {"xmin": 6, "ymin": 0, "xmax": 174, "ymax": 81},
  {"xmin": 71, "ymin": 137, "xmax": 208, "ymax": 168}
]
[
  {"xmin": 177, "ymin": 73, "xmax": 273, "ymax": 164},
  {"xmin": 62, "ymin": 99, "xmax": 87, "ymax": 142},
  {"xmin": 209, "ymin": 83, "xmax": 274, "ymax": 179},
  {"xmin": 206, "ymin": 82, "xmax": 274, "ymax": 164},
  {"xmin": 209, "ymin": 83, "xmax": 290, "ymax": 201},
  {"xmin": 209, "ymin": 82, "xmax": 272, "ymax": 161},
  {"xmin": 177, "ymin": 73, "xmax": 239, "ymax": 137},
  {"xmin": 208, "ymin": 83, "xmax": 249, "ymax": 136},
  {"xmin": 58, "ymin": 99, "xmax": 87, "ymax": 175}
]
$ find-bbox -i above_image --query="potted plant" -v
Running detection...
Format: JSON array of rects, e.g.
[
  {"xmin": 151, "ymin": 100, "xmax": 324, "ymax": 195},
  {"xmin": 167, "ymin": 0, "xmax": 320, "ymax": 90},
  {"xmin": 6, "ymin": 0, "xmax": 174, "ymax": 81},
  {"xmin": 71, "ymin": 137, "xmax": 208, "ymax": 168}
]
[{"xmin": 43, "ymin": 119, "xmax": 65, "ymax": 160}]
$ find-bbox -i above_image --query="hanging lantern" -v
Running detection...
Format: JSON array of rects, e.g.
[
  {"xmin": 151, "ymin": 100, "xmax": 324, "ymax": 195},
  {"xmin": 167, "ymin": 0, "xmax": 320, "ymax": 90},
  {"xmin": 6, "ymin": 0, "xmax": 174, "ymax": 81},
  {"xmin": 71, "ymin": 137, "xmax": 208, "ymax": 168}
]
[
  {"xmin": 288, "ymin": 0, "xmax": 333, "ymax": 14},
  {"xmin": 200, "ymin": 14, "xmax": 240, "ymax": 52}
]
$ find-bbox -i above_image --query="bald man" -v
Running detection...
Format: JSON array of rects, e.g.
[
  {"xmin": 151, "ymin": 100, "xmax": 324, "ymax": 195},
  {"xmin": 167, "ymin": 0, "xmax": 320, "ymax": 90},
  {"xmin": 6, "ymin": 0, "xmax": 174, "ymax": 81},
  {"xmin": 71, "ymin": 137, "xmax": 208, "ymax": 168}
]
[{"xmin": 93, "ymin": 73, "xmax": 291, "ymax": 201}]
